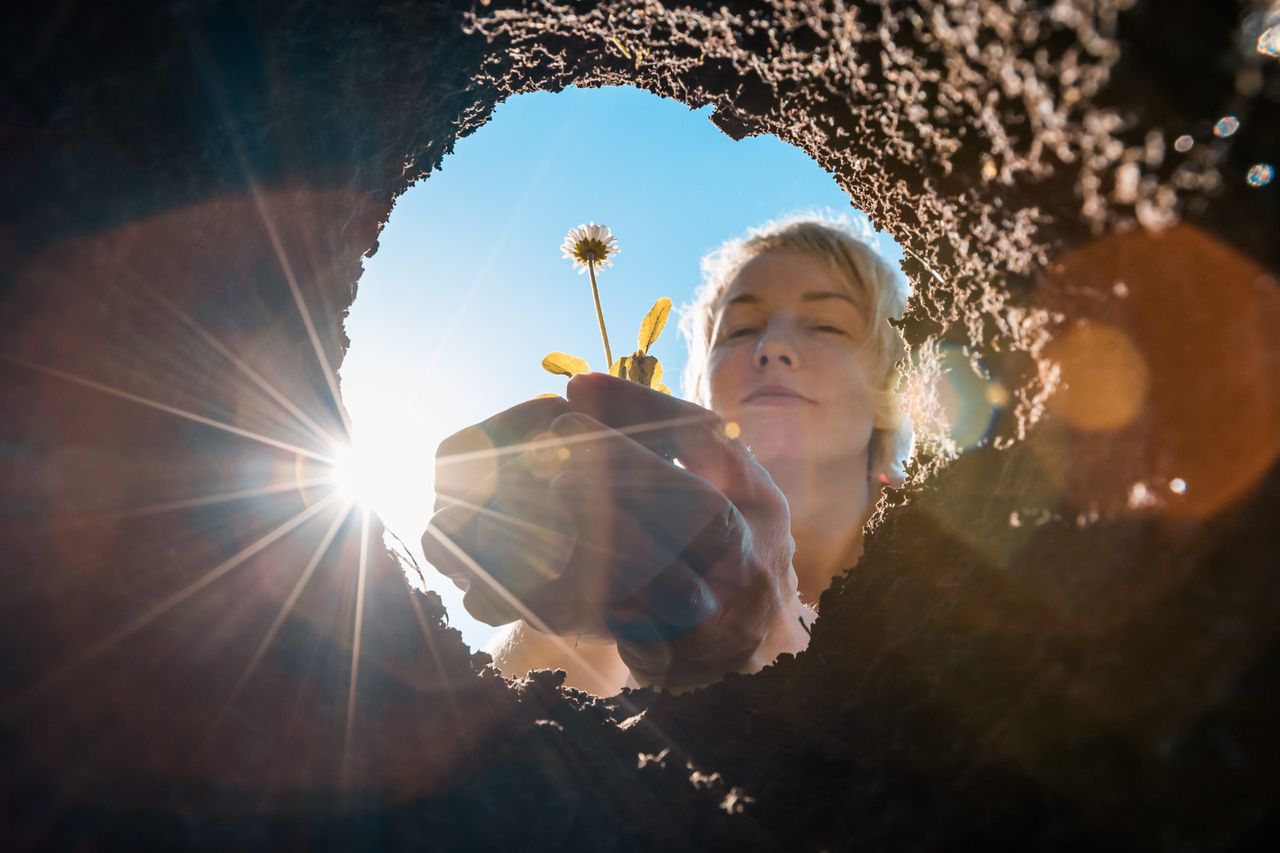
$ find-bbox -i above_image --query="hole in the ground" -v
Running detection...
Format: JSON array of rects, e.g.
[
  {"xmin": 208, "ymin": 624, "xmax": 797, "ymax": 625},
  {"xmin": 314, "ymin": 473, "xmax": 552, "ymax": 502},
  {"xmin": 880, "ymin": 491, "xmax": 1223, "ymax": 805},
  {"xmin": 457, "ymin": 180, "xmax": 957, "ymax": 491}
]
[{"xmin": 340, "ymin": 85, "xmax": 994, "ymax": 691}]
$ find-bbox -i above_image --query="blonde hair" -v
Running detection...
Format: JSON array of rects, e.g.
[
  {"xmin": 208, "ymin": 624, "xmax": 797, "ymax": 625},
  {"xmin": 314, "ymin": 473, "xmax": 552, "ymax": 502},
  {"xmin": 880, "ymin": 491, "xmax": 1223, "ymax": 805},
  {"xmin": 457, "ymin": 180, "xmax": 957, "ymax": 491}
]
[{"xmin": 679, "ymin": 213, "xmax": 914, "ymax": 487}]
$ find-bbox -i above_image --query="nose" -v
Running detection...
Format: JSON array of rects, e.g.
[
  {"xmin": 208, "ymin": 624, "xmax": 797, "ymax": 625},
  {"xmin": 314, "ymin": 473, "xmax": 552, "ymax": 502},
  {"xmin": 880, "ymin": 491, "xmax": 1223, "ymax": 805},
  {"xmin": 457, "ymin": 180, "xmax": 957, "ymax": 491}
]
[{"xmin": 755, "ymin": 323, "xmax": 800, "ymax": 369}]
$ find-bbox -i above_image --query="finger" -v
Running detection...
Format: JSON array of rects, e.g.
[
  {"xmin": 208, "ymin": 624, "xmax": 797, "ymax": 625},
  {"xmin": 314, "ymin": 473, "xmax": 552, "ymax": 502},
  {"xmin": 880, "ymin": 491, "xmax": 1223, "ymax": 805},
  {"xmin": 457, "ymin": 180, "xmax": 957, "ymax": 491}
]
[
  {"xmin": 422, "ymin": 503, "xmax": 527, "ymax": 628},
  {"xmin": 547, "ymin": 411, "xmax": 782, "ymax": 660},
  {"xmin": 421, "ymin": 504, "xmax": 516, "ymax": 626},
  {"xmin": 564, "ymin": 373, "xmax": 766, "ymax": 503},
  {"xmin": 434, "ymin": 395, "xmax": 570, "ymax": 510},
  {"xmin": 605, "ymin": 559, "xmax": 751, "ymax": 691},
  {"xmin": 547, "ymin": 412, "xmax": 759, "ymax": 619},
  {"xmin": 546, "ymin": 460, "xmax": 721, "ymax": 641},
  {"xmin": 419, "ymin": 502, "xmax": 474, "ymax": 593},
  {"xmin": 426, "ymin": 450, "xmax": 569, "ymax": 584},
  {"xmin": 547, "ymin": 463, "xmax": 684, "ymax": 603},
  {"xmin": 548, "ymin": 412, "xmax": 731, "ymax": 569},
  {"xmin": 606, "ymin": 558, "xmax": 719, "ymax": 641},
  {"xmin": 422, "ymin": 492, "xmax": 578, "ymax": 628},
  {"xmin": 549, "ymin": 411, "xmax": 712, "ymax": 514}
]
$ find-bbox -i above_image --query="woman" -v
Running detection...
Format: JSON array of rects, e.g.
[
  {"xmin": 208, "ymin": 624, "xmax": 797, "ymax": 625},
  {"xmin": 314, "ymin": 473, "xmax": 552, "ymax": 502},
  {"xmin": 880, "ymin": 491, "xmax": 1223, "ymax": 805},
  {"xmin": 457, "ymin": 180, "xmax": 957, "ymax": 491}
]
[{"xmin": 424, "ymin": 216, "xmax": 912, "ymax": 696}]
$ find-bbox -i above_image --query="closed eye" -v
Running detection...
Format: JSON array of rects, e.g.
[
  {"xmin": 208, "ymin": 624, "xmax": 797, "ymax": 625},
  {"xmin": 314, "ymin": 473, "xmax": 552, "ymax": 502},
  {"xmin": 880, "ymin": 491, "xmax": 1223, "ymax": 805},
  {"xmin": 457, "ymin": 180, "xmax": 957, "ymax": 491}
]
[
  {"xmin": 811, "ymin": 324, "xmax": 847, "ymax": 335},
  {"xmin": 724, "ymin": 327, "xmax": 758, "ymax": 340}
]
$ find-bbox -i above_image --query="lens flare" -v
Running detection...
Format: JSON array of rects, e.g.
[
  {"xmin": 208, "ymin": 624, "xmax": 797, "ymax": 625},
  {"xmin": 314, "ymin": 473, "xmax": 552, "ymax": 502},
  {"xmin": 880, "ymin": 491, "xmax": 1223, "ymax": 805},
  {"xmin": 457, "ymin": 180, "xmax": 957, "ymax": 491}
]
[
  {"xmin": 1045, "ymin": 321, "xmax": 1149, "ymax": 433},
  {"xmin": 1213, "ymin": 115, "xmax": 1240, "ymax": 138},
  {"xmin": 1246, "ymin": 163, "xmax": 1274, "ymax": 188},
  {"xmin": 934, "ymin": 345, "xmax": 1004, "ymax": 451},
  {"xmin": 1257, "ymin": 24, "xmax": 1280, "ymax": 58}
]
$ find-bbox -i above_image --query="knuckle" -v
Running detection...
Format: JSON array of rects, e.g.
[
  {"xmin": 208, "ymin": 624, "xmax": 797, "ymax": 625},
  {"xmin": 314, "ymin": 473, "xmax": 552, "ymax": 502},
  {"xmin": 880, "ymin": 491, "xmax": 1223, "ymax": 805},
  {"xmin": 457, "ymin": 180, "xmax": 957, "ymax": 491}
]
[
  {"xmin": 429, "ymin": 503, "xmax": 470, "ymax": 536},
  {"xmin": 435, "ymin": 424, "xmax": 489, "ymax": 462},
  {"xmin": 549, "ymin": 411, "xmax": 593, "ymax": 433},
  {"xmin": 547, "ymin": 471, "xmax": 584, "ymax": 505},
  {"xmin": 564, "ymin": 373, "xmax": 595, "ymax": 396},
  {"xmin": 435, "ymin": 427, "xmax": 500, "ymax": 505},
  {"xmin": 520, "ymin": 430, "xmax": 571, "ymax": 481},
  {"xmin": 483, "ymin": 396, "xmax": 568, "ymax": 443}
]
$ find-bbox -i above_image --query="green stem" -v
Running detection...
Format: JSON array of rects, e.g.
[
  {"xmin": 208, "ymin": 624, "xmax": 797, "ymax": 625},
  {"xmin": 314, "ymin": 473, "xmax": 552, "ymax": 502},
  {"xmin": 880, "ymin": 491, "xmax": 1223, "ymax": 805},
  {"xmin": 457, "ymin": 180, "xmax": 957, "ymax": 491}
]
[{"xmin": 588, "ymin": 260, "xmax": 613, "ymax": 368}]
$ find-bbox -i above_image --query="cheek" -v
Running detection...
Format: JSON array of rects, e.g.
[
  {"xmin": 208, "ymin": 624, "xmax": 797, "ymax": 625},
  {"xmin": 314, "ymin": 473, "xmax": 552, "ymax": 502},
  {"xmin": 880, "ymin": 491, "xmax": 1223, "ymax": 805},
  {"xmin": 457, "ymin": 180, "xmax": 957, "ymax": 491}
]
[
  {"xmin": 705, "ymin": 349, "xmax": 748, "ymax": 411},
  {"xmin": 823, "ymin": 353, "xmax": 878, "ymax": 428}
]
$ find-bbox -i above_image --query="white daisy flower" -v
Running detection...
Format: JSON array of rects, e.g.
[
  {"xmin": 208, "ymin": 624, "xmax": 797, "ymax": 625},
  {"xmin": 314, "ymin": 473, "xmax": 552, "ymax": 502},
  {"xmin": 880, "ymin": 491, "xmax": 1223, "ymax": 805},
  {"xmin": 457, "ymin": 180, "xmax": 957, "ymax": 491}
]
[{"xmin": 561, "ymin": 223, "xmax": 619, "ymax": 273}]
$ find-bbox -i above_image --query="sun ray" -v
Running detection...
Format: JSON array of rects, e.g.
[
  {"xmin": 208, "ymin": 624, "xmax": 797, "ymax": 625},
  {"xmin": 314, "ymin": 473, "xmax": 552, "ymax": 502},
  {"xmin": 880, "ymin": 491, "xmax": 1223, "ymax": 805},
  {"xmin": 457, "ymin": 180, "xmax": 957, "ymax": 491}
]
[
  {"xmin": 442, "ymin": 493, "xmax": 580, "ymax": 544},
  {"xmin": 0, "ymin": 353, "xmax": 336, "ymax": 465},
  {"xmin": 255, "ymin": 594, "xmax": 331, "ymax": 814},
  {"xmin": 178, "ymin": 28, "xmax": 353, "ymax": 445},
  {"xmin": 105, "ymin": 476, "xmax": 332, "ymax": 519},
  {"xmin": 144, "ymin": 285, "xmax": 343, "ymax": 449},
  {"xmin": 5, "ymin": 490, "xmax": 344, "ymax": 711},
  {"xmin": 405, "ymin": 588, "xmax": 464, "ymax": 722},
  {"xmin": 90, "ymin": 482, "xmax": 321, "ymax": 565},
  {"xmin": 210, "ymin": 499, "xmax": 353, "ymax": 738},
  {"xmin": 342, "ymin": 507, "xmax": 371, "ymax": 789},
  {"xmin": 246, "ymin": 184, "xmax": 355, "ymax": 443},
  {"xmin": 423, "ymin": 523, "xmax": 687, "ymax": 755},
  {"xmin": 421, "ymin": 524, "xmax": 623, "ymax": 694},
  {"xmin": 88, "ymin": 283, "xmax": 280, "ymax": 437},
  {"xmin": 433, "ymin": 412, "xmax": 715, "ymax": 472}
]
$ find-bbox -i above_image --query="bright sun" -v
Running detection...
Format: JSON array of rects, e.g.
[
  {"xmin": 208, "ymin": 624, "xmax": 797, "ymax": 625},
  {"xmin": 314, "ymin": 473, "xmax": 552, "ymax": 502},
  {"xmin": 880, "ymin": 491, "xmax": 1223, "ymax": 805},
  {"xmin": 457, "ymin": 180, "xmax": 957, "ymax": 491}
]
[
  {"xmin": 323, "ymin": 381, "xmax": 443, "ymax": 559},
  {"xmin": 330, "ymin": 444, "xmax": 381, "ymax": 508}
]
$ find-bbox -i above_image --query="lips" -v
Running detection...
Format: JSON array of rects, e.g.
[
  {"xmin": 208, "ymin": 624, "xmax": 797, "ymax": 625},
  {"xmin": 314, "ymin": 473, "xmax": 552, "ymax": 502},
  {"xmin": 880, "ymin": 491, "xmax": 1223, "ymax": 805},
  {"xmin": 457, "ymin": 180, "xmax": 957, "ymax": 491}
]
[{"xmin": 742, "ymin": 384, "xmax": 815, "ymax": 405}]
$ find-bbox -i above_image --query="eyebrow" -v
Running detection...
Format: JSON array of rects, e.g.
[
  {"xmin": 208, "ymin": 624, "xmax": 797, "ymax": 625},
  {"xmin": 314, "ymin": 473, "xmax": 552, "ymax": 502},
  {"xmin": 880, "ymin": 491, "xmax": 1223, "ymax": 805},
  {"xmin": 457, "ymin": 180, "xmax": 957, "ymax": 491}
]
[
  {"xmin": 723, "ymin": 291, "xmax": 856, "ymax": 307},
  {"xmin": 800, "ymin": 291, "xmax": 857, "ymax": 305}
]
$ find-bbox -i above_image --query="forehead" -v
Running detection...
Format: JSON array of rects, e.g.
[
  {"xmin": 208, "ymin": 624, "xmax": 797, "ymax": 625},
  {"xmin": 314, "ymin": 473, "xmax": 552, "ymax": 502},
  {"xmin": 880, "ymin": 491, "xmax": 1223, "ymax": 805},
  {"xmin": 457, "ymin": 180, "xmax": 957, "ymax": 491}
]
[{"xmin": 718, "ymin": 250, "xmax": 854, "ymax": 308}]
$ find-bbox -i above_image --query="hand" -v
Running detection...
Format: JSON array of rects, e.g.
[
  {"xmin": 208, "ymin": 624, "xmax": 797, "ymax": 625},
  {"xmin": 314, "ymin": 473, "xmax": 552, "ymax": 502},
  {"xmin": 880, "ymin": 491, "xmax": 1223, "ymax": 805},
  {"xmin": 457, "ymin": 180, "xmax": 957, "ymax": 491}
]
[
  {"xmin": 424, "ymin": 394, "xmax": 609, "ymax": 636},
  {"xmin": 423, "ymin": 375, "xmax": 805, "ymax": 689},
  {"xmin": 556, "ymin": 374, "xmax": 802, "ymax": 690}
]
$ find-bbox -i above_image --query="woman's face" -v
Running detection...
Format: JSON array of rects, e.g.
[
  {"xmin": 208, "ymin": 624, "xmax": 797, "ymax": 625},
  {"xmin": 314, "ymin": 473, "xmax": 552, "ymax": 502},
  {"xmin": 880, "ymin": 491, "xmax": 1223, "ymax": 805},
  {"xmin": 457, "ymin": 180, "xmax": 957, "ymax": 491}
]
[{"xmin": 705, "ymin": 250, "xmax": 879, "ymax": 473}]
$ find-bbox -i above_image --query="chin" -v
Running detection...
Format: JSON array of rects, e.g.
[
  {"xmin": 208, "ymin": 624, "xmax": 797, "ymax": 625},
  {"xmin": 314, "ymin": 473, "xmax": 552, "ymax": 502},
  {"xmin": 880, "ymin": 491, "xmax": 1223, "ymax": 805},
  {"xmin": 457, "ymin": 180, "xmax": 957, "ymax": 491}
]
[{"xmin": 736, "ymin": 413, "xmax": 816, "ymax": 465}]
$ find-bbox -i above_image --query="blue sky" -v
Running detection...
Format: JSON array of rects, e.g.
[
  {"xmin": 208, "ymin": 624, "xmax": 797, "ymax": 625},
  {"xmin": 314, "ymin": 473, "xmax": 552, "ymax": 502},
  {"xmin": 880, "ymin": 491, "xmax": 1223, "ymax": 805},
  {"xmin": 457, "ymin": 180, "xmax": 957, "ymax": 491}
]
[{"xmin": 339, "ymin": 85, "xmax": 901, "ymax": 651}]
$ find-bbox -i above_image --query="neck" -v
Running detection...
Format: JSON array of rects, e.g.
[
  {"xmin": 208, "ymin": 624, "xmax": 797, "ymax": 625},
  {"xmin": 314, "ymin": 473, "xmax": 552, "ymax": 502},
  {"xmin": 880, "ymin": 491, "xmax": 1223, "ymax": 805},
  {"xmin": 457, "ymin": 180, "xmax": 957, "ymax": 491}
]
[{"xmin": 766, "ymin": 450, "xmax": 873, "ymax": 606}]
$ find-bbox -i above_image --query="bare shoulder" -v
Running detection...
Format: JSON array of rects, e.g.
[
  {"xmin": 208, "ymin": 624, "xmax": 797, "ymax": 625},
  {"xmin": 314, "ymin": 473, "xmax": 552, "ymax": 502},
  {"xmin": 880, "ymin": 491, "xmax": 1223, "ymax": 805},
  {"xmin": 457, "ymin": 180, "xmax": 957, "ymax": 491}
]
[{"xmin": 484, "ymin": 622, "xmax": 632, "ymax": 696}]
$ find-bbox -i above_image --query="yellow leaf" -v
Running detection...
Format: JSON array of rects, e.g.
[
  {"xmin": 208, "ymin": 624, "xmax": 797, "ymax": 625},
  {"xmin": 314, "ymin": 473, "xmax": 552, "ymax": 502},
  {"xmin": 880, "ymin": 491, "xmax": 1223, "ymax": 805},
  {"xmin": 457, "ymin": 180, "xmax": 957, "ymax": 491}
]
[
  {"xmin": 654, "ymin": 383, "xmax": 672, "ymax": 395},
  {"xmin": 611, "ymin": 352, "xmax": 666, "ymax": 391},
  {"xmin": 617, "ymin": 353, "xmax": 659, "ymax": 386},
  {"xmin": 531, "ymin": 392, "xmax": 563, "ymax": 400},
  {"xmin": 637, "ymin": 297, "xmax": 673, "ymax": 354},
  {"xmin": 542, "ymin": 352, "xmax": 591, "ymax": 377}
]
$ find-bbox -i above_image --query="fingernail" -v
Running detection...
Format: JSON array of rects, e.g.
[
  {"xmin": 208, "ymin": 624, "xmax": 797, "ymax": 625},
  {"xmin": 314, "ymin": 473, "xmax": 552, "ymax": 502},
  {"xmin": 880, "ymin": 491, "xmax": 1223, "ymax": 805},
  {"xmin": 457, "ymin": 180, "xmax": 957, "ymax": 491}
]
[{"xmin": 567, "ymin": 372, "xmax": 622, "ymax": 398}]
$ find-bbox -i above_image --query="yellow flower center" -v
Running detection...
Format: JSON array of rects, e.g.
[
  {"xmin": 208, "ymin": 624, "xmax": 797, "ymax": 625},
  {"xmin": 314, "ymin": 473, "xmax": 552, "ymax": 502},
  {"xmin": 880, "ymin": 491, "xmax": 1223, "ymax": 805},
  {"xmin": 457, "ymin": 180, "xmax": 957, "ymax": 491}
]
[{"xmin": 573, "ymin": 238, "xmax": 610, "ymax": 264}]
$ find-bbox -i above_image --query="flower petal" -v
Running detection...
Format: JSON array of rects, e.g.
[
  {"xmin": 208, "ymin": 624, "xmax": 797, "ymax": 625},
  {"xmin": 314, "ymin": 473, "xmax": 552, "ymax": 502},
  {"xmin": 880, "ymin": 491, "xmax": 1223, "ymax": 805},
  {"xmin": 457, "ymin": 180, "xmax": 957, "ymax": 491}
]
[{"xmin": 561, "ymin": 222, "xmax": 619, "ymax": 272}]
